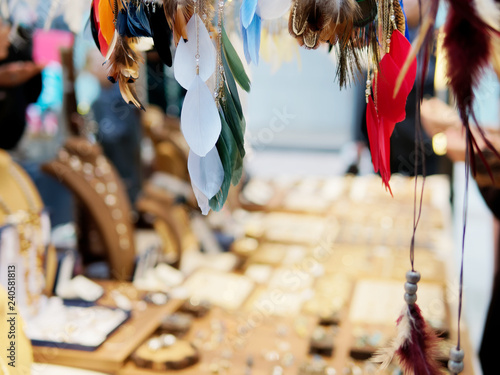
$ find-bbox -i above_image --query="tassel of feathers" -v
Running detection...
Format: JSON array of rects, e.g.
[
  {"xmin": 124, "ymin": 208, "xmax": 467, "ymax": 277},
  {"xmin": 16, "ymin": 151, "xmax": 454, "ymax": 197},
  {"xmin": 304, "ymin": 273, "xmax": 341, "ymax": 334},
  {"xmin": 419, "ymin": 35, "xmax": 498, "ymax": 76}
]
[
  {"xmin": 372, "ymin": 304, "xmax": 443, "ymax": 375},
  {"xmin": 288, "ymin": 0, "xmax": 361, "ymax": 49},
  {"xmin": 106, "ymin": 34, "xmax": 145, "ymax": 110}
]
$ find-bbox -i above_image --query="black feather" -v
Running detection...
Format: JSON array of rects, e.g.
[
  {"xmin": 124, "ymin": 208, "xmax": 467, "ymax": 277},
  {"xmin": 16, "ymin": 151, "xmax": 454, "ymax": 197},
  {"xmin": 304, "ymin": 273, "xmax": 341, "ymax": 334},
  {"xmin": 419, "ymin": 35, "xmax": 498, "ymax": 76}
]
[
  {"xmin": 149, "ymin": 5, "xmax": 173, "ymax": 67},
  {"xmin": 354, "ymin": 0, "xmax": 377, "ymax": 27},
  {"xmin": 90, "ymin": 4, "xmax": 101, "ymax": 52}
]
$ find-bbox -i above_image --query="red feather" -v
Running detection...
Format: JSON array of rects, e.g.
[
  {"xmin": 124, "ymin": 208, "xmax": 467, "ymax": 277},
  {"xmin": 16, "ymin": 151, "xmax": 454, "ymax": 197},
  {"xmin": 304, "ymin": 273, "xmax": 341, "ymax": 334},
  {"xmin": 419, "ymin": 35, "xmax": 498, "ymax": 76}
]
[
  {"xmin": 377, "ymin": 31, "xmax": 416, "ymax": 123},
  {"xmin": 366, "ymin": 30, "xmax": 416, "ymax": 192},
  {"xmin": 389, "ymin": 31, "xmax": 417, "ymax": 98},
  {"xmin": 396, "ymin": 304, "xmax": 443, "ymax": 375},
  {"xmin": 366, "ymin": 96, "xmax": 395, "ymax": 194},
  {"xmin": 444, "ymin": 0, "xmax": 500, "ymax": 175}
]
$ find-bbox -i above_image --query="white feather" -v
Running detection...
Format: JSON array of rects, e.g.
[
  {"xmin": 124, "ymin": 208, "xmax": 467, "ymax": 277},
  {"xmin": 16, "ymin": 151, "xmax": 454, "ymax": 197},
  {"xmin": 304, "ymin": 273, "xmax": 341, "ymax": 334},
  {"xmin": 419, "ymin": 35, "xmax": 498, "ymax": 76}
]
[
  {"xmin": 256, "ymin": 0, "xmax": 291, "ymax": 20},
  {"xmin": 104, "ymin": 30, "xmax": 119, "ymax": 63},
  {"xmin": 371, "ymin": 305, "xmax": 413, "ymax": 369},
  {"xmin": 474, "ymin": 0, "xmax": 500, "ymax": 31},
  {"xmin": 181, "ymin": 75, "xmax": 222, "ymax": 157},
  {"xmin": 174, "ymin": 15, "xmax": 216, "ymax": 89},
  {"xmin": 191, "ymin": 183, "xmax": 211, "ymax": 215},
  {"xmin": 188, "ymin": 147, "xmax": 224, "ymax": 199}
]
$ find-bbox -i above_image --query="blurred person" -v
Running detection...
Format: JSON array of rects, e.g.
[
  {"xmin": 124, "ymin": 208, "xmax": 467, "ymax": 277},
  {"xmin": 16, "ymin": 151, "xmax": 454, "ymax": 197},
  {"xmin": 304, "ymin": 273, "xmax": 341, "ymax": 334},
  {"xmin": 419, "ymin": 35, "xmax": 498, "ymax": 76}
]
[{"xmin": 0, "ymin": 21, "xmax": 43, "ymax": 150}]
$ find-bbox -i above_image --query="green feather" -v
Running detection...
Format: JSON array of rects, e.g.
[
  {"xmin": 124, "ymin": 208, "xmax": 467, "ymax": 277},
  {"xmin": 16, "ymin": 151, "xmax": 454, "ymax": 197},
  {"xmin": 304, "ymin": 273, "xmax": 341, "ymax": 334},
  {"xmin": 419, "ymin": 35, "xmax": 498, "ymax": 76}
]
[
  {"xmin": 222, "ymin": 51, "xmax": 243, "ymax": 120},
  {"xmin": 222, "ymin": 25, "xmax": 251, "ymax": 93},
  {"xmin": 220, "ymin": 110, "xmax": 243, "ymax": 186},
  {"xmin": 223, "ymin": 83, "xmax": 246, "ymax": 158},
  {"xmin": 209, "ymin": 113, "xmax": 233, "ymax": 211}
]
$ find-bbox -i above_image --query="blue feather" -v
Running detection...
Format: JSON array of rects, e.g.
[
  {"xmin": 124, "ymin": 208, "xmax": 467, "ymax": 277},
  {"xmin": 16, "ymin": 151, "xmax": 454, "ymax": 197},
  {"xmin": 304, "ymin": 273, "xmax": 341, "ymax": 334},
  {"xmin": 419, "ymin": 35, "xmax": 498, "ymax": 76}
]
[
  {"xmin": 117, "ymin": 1, "xmax": 152, "ymax": 38},
  {"xmin": 117, "ymin": 10, "xmax": 129, "ymax": 36},
  {"xmin": 241, "ymin": 24, "xmax": 252, "ymax": 64},
  {"xmin": 399, "ymin": 0, "xmax": 410, "ymax": 41},
  {"xmin": 128, "ymin": 3, "xmax": 152, "ymax": 37},
  {"xmin": 246, "ymin": 15, "xmax": 261, "ymax": 65},
  {"xmin": 240, "ymin": 0, "xmax": 258, "ymax": 29},
  {"xmin": 134, "ymin": 4, "xmax": 152, "ymax": 36}
]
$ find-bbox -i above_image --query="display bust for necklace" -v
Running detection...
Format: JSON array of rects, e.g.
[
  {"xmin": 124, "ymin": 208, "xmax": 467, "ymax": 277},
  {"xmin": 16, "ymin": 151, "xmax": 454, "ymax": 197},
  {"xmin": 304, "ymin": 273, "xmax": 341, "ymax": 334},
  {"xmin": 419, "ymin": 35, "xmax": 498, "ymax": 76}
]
[{"xmin": 0, "ymin": 150, "xmax": 48, "ymax": 318}]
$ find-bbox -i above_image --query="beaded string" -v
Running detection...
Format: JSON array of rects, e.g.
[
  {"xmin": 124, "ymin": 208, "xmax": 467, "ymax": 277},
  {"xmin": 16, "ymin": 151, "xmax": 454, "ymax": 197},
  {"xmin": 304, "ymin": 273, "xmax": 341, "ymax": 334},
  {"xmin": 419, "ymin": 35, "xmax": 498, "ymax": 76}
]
[{"xmin": 447, "ymin": 133, "xmax": 470, "ymax": 375}]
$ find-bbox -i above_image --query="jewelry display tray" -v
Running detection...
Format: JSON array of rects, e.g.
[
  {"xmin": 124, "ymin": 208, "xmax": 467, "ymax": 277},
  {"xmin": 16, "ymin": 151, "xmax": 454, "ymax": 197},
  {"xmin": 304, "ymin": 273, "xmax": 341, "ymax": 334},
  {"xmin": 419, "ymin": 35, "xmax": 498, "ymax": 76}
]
[{"xmin": 30, "ymin": 302, "xmax": 131, "ymax": 352}]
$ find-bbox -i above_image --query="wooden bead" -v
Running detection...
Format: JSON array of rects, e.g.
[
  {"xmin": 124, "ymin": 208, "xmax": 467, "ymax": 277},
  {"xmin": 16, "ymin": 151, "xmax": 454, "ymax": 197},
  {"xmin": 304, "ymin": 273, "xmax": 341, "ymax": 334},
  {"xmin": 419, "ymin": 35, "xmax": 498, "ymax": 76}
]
[
  {"xmin": 404, "ymin": 282, "xmax": 418, "ymax": 295},
  {"xmin": 450, "ymin": 347, "xmax": 465, "ymax": 362},
  {"xmin": 404, "ymin": 293, "xmax": 417, "ymax": 305},
  {"xmin": 406, "ymin": 270, "xmax": 421, "ymax": 284},
  {"xmin": 448, "ymin": 360, "xmax": 464, "ymax": 373}
]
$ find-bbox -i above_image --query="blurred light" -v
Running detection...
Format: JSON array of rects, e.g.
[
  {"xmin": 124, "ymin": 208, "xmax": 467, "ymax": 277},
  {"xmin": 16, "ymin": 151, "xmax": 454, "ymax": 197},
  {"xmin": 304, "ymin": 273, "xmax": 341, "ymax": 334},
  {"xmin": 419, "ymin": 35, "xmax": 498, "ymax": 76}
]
[
  {"xmin": 432, "ymin": 132, "xmax": 447, "ymax": 156},
  {"xmin": 78, "ymin": 102, "xmax": 91, "ymax": 115}
]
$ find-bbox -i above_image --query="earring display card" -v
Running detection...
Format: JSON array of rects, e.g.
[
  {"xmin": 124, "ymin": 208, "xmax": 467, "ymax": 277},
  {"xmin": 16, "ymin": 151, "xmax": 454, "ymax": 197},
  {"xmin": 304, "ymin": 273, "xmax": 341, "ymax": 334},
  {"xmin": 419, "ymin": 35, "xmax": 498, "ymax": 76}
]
[{"xmin": 349, "ymin": 279, "xmax": 447, "ymax": 327}]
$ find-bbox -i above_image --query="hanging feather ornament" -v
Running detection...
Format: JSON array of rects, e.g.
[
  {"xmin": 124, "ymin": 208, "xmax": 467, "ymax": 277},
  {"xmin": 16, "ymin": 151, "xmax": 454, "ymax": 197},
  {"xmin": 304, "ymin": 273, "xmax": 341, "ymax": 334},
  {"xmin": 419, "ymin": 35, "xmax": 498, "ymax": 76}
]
[
  {"xmin": 288, "ymin": 0, "xmax": 360, "ymax": 50},
  {"xmin": 172, "ymin": 0, "xmax": 224, "ymax": 214},
  {"xmin": 90, "ymin": 0, "xmax": 175, "ymax": 110},
  {"xmin": 443, "ymin": 0, "xmax": 500, "ymax": 177},
  {"xmin": 209, "ymin": 0, "xmax": 251, "ymax": 211},
  {"xmin": 365, "ymin": 0, "xmax": 416, "ymax": 191},
  {"xmin": 288, "ymin": 0, "xmax": 384, "ymax": 87},
  {"xmin": 372, "ymin": 273, "xmax": 443, "ymax": 374}
]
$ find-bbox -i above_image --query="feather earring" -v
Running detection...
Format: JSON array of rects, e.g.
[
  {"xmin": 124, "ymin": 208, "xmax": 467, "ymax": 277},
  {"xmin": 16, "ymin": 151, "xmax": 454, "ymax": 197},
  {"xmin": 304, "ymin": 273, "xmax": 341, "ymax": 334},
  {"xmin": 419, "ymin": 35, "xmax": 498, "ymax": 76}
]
[
  {"xmin": 372, "ymin": 290, "xmax": 443, "ymax": 375},
  {"xmin": 288, "ymin": 0, "xmax": 360, "ymax": 50},
  {"xmin": 91, "ymin": 0, "xmax": 145, "ymax": 110},
  {"xmin": 366, "ymin": 26, "xmax": 416, "ymax": 191},
  {"xmin": 172, "ymin": 0, "xmax": 224, "ymax": 213},
  {"xmin": 210, "ymin": 0, "xmax": 250, "ymax": 211}
]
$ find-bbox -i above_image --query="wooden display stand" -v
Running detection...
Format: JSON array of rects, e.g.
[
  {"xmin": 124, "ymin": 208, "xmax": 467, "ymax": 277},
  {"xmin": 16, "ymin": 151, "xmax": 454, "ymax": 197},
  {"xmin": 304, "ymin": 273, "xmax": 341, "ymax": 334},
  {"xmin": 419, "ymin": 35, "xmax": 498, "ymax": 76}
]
[{"xmin": 42, "ymin": 138, "xmax": 136, "ymax": 280}]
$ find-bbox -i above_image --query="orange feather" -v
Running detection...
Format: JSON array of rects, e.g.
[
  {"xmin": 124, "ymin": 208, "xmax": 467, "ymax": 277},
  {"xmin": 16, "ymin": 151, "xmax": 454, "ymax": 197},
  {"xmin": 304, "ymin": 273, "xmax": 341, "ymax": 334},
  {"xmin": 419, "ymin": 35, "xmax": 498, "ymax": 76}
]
[{"xmin": 98, "ymin": 0, "xmax": 116, "ymax": 45}]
